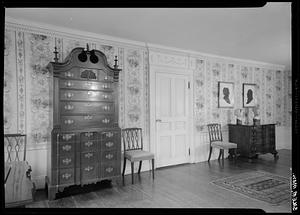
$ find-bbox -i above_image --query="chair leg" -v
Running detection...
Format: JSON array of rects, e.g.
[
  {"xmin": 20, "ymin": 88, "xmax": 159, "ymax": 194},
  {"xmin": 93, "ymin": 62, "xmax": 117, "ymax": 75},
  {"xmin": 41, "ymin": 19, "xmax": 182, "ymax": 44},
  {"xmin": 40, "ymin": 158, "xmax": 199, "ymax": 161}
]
[
  {"xmin": 234, "ymin": 148, "xmax": 237, "ymax": 163},
  {"xmin": 152, "ymin": 159, "xmax": 155, "ymax": 180},
  {"xmin": 218, "ymin": 149, "xmax": 222, "ymax": 160},
  {"xmin": 122, "ymin": 157, "xmax": 126, "ymax": 176},
  {"xmin": 221, "ymin": 149, "xmax": 224, "ymax": 162},
  {"xmin": 208, "ymin": 146, "xmax": 213, "ymax": 162},
  {"xmin": 138, "ymin": 161, "xmax": 142, "ymax": 174},
  {"xmin": 131, "ymin": 162, "xmax": 134, "ymax": 184}
]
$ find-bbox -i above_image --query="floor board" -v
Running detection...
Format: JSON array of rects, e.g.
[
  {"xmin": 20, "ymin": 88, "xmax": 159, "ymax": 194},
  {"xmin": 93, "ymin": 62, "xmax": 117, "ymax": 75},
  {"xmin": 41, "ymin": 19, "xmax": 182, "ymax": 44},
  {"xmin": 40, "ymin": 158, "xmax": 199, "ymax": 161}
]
[{"xmin": 25, "ymin": 149, "xmax": 292, "ymax": 212}]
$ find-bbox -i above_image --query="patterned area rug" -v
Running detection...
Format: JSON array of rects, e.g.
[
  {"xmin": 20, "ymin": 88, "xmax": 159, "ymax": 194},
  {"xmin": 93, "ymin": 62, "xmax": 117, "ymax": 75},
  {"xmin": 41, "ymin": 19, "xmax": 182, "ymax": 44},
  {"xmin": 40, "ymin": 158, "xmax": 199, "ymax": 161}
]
[{"xmin": 211, "ymin": 171, "xmax": 290, "ymax": 205}]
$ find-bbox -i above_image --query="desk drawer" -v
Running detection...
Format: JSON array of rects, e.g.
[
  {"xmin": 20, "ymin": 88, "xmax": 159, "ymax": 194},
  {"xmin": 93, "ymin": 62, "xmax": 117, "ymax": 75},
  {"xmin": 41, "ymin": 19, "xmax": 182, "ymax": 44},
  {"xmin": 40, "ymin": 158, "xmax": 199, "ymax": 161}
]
[
  {"xmin": 61, "ymin": 115, "xmax": 114, "ymax": 130},
  {"xmin": 60, "ymin": 79, "xmax": 113, "ymax": 91},
  {"xmin": 58, "ymin": 142, "xmax": 75, "ymax": 155},
  {"xmin": 100, "ymin": 163, "xmax": 120, "ymax": 178},
  {"xmin": 81, "ymin": 140, "xmax": 97, "ymax": 152},
  {"xmin": 81, "ymin": 152, "xmax": 97, "ymax": 164},
  {"xmin": 81, "ymin": 164, "xmax": 97, "ymax": 181},
  {"xmin": 60, "ymin": 101, "xmax": 114, "ymax": 115},
  {"xmin": 101, "ymin": 150, "xmax": 117, "ymax": 162},
  {"xmin": 59, "ymin": 168, "xmax": 74, "ymax": 185},
  {"xmin": 59, "ymin": 154, "xmax": 75, "ymax": 168},
  {"xmin": 60, "ymin": 90, "xmax": 113, "ymax": 102}
]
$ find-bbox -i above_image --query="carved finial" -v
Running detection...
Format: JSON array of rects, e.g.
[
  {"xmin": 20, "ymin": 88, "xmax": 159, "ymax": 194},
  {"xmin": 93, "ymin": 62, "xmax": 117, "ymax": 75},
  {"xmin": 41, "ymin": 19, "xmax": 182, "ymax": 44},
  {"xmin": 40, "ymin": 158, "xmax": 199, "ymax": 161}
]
[
  {"xmin": 86, "ymin": 43, "xmax": 90, "ymax": 52},
  {"xmin": 114, "ymin": 55, "xmax": 118, "ymax": 69},
  {"xmin": 53, "ymin": 46, "xmax": 59, "ymax": 63}
]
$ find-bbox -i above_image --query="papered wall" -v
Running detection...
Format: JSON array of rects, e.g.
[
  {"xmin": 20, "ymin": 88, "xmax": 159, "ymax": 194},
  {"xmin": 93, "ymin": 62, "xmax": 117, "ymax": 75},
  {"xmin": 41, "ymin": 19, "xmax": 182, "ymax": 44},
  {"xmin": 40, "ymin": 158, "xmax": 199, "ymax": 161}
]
[
  {"xmin": 4, "ymin": 19, "xmax": 291, "ymax": 187},
  {"xmin": 193, "ymin": 58, "xmax": 292, "ymax": 132}
]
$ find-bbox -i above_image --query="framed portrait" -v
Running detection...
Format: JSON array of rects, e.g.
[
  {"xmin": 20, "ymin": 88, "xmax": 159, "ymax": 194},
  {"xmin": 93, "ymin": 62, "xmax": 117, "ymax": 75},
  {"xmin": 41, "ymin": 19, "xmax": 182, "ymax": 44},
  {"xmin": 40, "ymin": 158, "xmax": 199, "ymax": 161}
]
[
  {"xmin": 218, "ymin": 81, "xmax": 234, "ymax": 108},
  {"xmin": 243, "ymin": 83, "xmax": 257, "ymax": 107}
]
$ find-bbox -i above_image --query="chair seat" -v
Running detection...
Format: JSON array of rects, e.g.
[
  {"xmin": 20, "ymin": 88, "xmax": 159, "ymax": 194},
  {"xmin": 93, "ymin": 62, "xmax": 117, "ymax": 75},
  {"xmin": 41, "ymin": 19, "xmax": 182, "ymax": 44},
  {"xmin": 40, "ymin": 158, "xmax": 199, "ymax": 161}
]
[
  {"xmin": 124, "ymin": 150, "xmax": 154, "ymax": 162},
  {"xmin": 211, "ymin": 141, "xmax": 237, "ymax": 149}
]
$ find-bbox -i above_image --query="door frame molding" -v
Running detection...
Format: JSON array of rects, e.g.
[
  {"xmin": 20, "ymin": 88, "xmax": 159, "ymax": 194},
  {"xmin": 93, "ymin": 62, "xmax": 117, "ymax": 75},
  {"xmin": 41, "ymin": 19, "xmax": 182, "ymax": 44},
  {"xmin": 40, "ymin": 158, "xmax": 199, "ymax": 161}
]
[{"xmin": 149, "ymin": 64, "xmax": 194, "ymax": 168}]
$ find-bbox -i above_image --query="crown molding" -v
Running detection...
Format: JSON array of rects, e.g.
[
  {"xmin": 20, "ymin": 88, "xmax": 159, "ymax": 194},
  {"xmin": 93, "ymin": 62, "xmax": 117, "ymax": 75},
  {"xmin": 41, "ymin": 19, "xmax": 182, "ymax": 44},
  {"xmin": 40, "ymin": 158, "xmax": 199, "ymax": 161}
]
[
  {"xmin": 5, "ymin": 16, "xmax": 285, "ymax": 71},
  {"xmin": 5, "ymin": 16, "xmax": 147, "ymax": 50},
  {"xmin": 147, "ymin": 43, "xmax": 286, "ymax": 70}
]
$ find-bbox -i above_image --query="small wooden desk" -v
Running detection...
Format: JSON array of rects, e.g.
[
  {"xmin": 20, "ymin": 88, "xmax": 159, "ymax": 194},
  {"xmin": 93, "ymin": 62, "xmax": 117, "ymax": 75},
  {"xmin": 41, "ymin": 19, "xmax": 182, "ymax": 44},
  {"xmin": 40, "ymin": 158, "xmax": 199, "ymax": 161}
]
[{"xmin": 5, "ymin": 161, "xmax": 35, "ymax": 208}]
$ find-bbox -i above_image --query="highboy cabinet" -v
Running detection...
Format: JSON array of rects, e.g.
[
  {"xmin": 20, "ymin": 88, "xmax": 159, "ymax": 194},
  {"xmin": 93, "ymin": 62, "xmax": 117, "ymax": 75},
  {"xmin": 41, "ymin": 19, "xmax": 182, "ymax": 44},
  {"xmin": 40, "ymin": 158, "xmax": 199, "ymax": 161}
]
[
  {"xmin": 46, "ymin": 47, "xmax": 121, "ymax": 200},
  {"xmin": 228, "ymin": 124, "xmax": 278, "ymax": 161}
]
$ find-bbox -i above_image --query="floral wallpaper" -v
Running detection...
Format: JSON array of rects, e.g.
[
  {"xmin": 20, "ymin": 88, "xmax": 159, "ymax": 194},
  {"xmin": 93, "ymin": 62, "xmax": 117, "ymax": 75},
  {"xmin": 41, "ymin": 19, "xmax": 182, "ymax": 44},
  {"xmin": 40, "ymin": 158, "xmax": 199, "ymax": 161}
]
[{"xmin": 193, "ymin": 57, "xmax": 291, "ymax": 133}]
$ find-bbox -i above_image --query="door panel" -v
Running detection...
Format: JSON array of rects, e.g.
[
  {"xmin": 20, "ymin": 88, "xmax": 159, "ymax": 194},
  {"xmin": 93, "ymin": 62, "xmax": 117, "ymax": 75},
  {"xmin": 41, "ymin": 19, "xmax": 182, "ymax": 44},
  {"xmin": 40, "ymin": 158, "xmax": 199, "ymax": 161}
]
[{"xmin": 156, "ymin": 72, "xmax": 190, "ymax": 167}]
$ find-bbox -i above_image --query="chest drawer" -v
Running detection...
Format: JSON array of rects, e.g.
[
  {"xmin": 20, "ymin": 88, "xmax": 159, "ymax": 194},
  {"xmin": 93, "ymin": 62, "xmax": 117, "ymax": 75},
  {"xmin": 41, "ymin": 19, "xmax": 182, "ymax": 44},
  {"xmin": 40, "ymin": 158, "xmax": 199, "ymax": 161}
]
[
  {"xmin": 59, "ymin": 154, "xmax": 75, "ymax": 168},
  {"xmin": 81, "ymin": 151, "xmax": 97, "ymax": 164},
  {"xmin": 61, "ymin": 115, "xmax": 114, "ymax": 130},
  {"xmin": 80, "ymin": 132, "xmax": 98, "ymax": 141},
  {"xmin": 60, "ymin": 89, "xmax": 113, "ymax": 102},
  {"xmin": 100, "ymin": 131, "xmax": 119, "ymax": 141},
  {"xmin": 60, "ymin": 101, "xmax": 114, "ymax": 115},
  {"xmin": 100, "ymin": 162, "xmax": 120, "ymax": 178},
  {"xmin": 58, "ymin": 142, "xmax": 75, "ymax": 155},
  {"xmin": 81, "ymin": 163, "xmax": 97, "ymax": 181},
  {"xmin": 60, "ymin": 79, "xmax": 113, "ymax": 91},
  {"xmin": 81, "ymin": 139, "xmax": 97, "ymax": 151},
  {"xmin": 101, "ymin": 150, "xmax": 118, "ymax": 162},
  {"xmin": 59, "ymin": 168, "xmax": 75, "ymax": 185},
  {"xmin": 58, "ymin": 133, "xmax": 76, "ymax": 142},
  {"xmin": 101, "ymin": 140, "xmax": 117, "ymax": 151}
]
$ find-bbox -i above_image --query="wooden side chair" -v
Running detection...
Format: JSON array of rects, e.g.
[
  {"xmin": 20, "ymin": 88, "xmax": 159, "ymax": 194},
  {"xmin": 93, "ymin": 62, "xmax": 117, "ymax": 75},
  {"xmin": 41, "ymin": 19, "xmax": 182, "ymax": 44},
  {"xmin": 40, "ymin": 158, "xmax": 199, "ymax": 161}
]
[
  {"xmin": 4, "ymin": 134, "xmax": 35, "ymax": 207},
  {"xmin": 207, "ymin": 124, "xmax": 237, "ymax": 163},
  {"xmin": 121, "ymin": 128, "xmax": 155, "ymax": 184}
]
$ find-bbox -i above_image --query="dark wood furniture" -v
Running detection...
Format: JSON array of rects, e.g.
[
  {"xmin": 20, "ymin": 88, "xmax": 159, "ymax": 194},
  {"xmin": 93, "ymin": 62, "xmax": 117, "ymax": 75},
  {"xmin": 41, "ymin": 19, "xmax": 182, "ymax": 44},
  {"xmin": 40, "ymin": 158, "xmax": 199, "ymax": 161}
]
[
  {"xmin": 228, "ymin": 124, "xmax": 278, "ymax": 161},
  {"xmin": 207, "ymin": 124, "xmax": 237, "ymax": 163},
  {"xmin": 121, "ymin": 128, "xmax": 155, "ymax": 184},
  {"xmin": 46, "ymin": 46, "xmax": 121, "ymax": 200},
  {"xmin": 4, "ymin": 134, "xmax": 35, "ymax": 207}
]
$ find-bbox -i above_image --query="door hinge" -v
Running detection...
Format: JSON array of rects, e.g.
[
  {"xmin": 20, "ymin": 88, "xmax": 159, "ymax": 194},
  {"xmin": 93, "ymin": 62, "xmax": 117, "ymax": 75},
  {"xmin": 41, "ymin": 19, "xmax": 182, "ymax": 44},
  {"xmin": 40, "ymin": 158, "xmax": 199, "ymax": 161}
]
[
  {"xmin": 188, "ymin": 148, "xmax": 190, "ymax": 156},
  {"xmin": 188, "ymin": 81, "xmax": 191, "ymax": 89}
]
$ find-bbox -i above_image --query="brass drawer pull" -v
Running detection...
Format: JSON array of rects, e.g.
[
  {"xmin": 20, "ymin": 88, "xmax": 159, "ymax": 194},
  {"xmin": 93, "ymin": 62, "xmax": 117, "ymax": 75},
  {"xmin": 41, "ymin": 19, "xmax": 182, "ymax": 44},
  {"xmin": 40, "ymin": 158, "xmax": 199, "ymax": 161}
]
[
  {"xmin": 102, "ymin": 84, "xmax": 109, "ymax": 89},
  {"xmin": 105, "ymin": 154, "xmax": 113, "ymax": 159},
  {"xmin": 87, "ymin": 91, "xmax": 92, "ymax": 96},
  {"xmin": 62, "ymin": 173, "xmax": 72, "ymax": 179},
  {"xmin": 104, "ymin": 76, "xmax": 108, "ymax": 80},
  {"xmin": 62, "ymin": 134, "xmax": 74, "ymax": 141},
  {"xmin": 85, "ymin": 102, "xmax": 92, "ymax": 107},
  {"xmin": 84, "ymin": 141, "xmax": 93, "ymax": 147},
  {"xmin": 84, "ymin": 132, "xmax": 93, "ymax": 137},
  {"xmin": 85, "ymin": 82, "xmax": 92, "ymax": 86},
  {"xmin": 64, "ymin": 119, "xmax": 74, "ymax": 125},
  {"xmin": 62, "ymin": 145, "xmax": 72, "ymax": 151},
  {"xmin": 64, "ymin": 104, "xmax": 74, "ymax": 110},
  {"xmin": 65, "ymin": 81, "xmax": 74, "ymax": 87},
  {"xmin": 105, "ymin": 132, "xmax": 114, "ymax": 138},
  {"xmin": 105, "ymin": 142, "xmax": 114, "ymax": 148},
  {"xmin": 65, "ymin": 72, "xmax": 74, "ymax": 78},
  {"xmin": 103, "ymin": 94, "xmax": 109, "ymax": 99},
  {"xmin": 64, "ymin": 92, "xmax": 74, "ymax": 98},
  {"xmin": 102, "ymin": 118, "xmax": 110, "ymax": 124},
  {"xmin": 84, "ymin": 166, "xmax": 94, "ymax": 172},
  {"xmin": 102, "ymin": 105, "xmax": 110, "ymax": 111},
  {"xmin": 85, "ymin": 153, "xmax": 93, "ymax": 158},
  {"xmin": 105, "ymin": 167, "xmax": 113, "ymax": 173},
  {"xmin": 84, "ymin": 115, "xmax": 93, "ymax": 120},
  {"xmin": 62, "ymin": 158, "xmax": 72, "ymax": 165}
]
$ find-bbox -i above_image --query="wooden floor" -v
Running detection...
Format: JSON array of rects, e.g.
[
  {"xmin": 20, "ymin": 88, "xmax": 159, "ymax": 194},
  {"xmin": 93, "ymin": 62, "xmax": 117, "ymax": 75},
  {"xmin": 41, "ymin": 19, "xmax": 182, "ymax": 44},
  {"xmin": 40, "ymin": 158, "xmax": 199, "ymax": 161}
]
[{"xmin": 26, "ymin": 149, "xmax": 291, "ymax": 212}]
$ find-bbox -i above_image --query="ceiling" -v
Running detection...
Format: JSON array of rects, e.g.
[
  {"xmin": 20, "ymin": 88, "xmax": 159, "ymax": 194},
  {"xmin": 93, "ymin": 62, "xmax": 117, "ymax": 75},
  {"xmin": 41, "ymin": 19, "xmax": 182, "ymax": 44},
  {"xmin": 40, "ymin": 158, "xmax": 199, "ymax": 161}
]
[{"xmin": 5, "ymin": 3, "xmax": 291, "ymax": 70}]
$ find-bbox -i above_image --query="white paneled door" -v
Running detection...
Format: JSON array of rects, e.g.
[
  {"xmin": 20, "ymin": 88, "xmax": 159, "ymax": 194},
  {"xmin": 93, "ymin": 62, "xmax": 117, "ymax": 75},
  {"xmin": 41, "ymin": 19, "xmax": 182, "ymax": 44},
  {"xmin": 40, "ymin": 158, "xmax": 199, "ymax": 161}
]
[{"xmin": 155, "ymin": 72, "xmax": 191, "ymax": 167}]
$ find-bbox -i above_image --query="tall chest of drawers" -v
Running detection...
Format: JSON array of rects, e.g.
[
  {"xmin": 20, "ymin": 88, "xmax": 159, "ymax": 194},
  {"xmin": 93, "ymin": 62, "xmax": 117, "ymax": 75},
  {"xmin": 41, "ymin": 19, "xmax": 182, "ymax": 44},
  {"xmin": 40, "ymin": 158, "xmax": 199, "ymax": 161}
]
[{"xmin": 46, "ymin": 47, "xmax": 121, "ymax": 200}]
